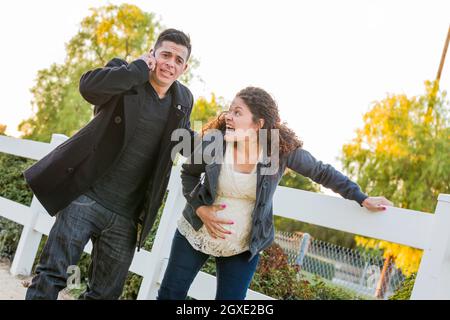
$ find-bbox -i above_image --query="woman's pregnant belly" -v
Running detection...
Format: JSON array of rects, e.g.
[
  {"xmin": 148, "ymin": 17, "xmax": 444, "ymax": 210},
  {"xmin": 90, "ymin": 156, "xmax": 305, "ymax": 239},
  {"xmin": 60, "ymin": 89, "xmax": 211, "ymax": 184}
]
[
  {"xmin": 178, "ymin": 195, "xmax": 257, "ymax": 257},
  {"xmin": 211, "ymin": 195, "xmax": 256, "ymax": 242}
]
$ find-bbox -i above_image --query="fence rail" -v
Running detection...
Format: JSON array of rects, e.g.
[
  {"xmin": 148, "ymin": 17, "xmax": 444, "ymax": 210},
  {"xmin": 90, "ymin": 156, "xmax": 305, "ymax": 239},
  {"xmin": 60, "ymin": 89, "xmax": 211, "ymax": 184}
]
[{"xmin": 1, "ymin": 133, "xmax": 449, "ymax": 300}]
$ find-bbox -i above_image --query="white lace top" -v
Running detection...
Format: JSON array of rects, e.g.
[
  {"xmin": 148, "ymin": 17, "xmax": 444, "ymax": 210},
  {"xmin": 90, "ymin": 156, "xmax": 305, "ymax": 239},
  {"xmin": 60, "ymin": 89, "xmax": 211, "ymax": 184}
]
[{"xmin": 177, "ymin": 142, "xmax": 260, "ymax": 257}]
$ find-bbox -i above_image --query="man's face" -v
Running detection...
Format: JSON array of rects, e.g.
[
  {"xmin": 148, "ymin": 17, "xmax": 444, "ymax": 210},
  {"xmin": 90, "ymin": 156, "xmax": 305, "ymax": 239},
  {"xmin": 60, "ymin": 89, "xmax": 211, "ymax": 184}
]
[{"xmin": 151, "ymin": 40, "xmax": 189, "ymax": 87}]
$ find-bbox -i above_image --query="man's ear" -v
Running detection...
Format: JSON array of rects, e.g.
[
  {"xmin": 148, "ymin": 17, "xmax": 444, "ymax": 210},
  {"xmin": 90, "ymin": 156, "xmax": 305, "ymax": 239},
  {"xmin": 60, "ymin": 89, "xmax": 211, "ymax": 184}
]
[
  {"xmin": 259, "ymin": 119, "xmax": 265, "ymax": 129},
  {"xmin": 183, "ymin": 63, "xmax": 189, "ymax": 73}
]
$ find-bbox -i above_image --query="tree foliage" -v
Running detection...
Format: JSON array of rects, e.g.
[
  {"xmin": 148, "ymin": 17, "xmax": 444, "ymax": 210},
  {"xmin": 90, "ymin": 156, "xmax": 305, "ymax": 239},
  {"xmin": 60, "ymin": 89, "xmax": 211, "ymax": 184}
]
[
  {"xmin": 190, "ymin": 93, "xmax": 225, "ymax": 125},
  {"xmin": 341, "ymin": 80, "xmax": 449, "ymax": 275},
  {"xmin": 19, "ymin": 4, "xmax": 197, "ymax": 142}
]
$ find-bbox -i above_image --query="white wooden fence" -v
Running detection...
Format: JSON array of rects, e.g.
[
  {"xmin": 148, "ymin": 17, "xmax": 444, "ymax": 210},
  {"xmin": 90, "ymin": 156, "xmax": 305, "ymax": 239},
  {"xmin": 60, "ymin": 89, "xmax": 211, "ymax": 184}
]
[{"xmin": 0, "ymin": 133, "xmax": 449, "ymax": 300}]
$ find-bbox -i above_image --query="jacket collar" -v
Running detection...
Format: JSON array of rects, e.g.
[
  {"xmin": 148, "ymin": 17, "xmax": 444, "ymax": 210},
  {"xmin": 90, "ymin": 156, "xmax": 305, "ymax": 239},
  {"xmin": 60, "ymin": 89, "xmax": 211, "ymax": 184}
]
[{"xmin": 168, "ymin": 80, "xmax": 191, "ymax": 112}]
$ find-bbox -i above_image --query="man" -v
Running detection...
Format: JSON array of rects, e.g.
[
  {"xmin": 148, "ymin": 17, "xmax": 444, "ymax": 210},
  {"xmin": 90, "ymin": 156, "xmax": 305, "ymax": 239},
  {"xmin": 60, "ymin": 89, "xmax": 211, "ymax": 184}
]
[{"xmin": 24, "ymin": 28, "xmax": 196, "ymax": 299}]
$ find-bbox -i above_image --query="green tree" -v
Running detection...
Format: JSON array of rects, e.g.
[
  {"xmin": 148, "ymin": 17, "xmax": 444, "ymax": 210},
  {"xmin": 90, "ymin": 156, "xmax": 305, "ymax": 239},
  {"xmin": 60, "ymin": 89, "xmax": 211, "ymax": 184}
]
[
  {"xmin": 340, "ymin": 80, "xmax": 449, "ymax": 275},
  {"xmin": 19, "ymin": 4, "xmax": 197, "ymax": 142},
  {"xmin": 190, "ymin": 93, "xmax": 225, "ymax": 124},
  {"xmin": 341, "ymin": 80, "xmax": 449, "ymax": 212},
  {"xmin": 279, "ymin": 169, "xmax": 321, "ymax": 191}
]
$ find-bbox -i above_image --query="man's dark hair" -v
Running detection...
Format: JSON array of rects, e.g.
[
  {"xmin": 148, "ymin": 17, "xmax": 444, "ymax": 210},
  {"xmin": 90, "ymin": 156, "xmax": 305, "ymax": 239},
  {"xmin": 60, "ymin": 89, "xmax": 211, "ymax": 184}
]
[{"xmin": 154, "ymin": 28, "xmax": 192, "ymax": 60}]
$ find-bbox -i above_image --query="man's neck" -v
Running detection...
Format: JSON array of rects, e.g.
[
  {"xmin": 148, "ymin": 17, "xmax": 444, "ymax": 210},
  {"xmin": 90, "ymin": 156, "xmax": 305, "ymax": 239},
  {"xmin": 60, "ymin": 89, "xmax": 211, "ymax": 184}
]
[{"xmin": 149, "ymin": 77, "xmax": 170, "ymax": 99}]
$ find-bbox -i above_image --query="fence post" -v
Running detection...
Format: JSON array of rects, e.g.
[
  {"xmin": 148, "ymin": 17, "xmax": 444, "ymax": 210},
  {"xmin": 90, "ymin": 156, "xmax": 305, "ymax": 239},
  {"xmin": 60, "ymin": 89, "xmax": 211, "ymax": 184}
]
[
  {"xmin": 411, "ymin": 194, "xmax": 450, "ymax": 299},
  {"xmin": 136, "ymin": 166, "xmax": 186, "ymax": 300},
  {"xmin": 296, "ymin": 233, "xmax": 311, "ymax": 267},
  {"xmin": 10, "ymin": 134, "xmax": 67, "ymax": 276}
]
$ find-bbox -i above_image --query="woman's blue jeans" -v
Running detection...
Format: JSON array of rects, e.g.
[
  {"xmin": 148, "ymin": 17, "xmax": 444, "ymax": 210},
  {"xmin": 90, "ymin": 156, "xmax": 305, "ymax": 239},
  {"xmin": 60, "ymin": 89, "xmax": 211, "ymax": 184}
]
[{"xmin": 157, "ymin": 229, "xmax": 260, "ymax": 300}]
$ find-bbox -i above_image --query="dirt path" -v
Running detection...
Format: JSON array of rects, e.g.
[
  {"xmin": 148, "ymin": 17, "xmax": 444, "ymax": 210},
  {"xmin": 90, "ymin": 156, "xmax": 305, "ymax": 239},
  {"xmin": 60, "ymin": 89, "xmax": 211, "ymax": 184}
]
[{"xmin": 0, "ymin": 260, "xmax": 73, "ymax": 300}]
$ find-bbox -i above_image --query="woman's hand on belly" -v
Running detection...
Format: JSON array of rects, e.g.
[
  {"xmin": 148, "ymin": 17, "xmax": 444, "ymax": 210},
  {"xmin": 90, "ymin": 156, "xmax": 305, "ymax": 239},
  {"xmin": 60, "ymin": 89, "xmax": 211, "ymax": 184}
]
[{"xmin": 196, "ymin": 204, "xmax": 234, "ymax": 239}]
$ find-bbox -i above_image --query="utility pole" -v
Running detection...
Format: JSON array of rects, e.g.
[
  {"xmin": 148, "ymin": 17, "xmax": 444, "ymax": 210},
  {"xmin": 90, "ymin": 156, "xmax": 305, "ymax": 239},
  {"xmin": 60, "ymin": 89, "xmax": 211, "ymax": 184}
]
[
  {"xmin": 436, "ymin": 24, "xmax": 450, "ymax": 84},
  {"xmin": 375, "ymin": 255, "xmax": 392, "ymax": 299},
  {"xmin": 426, "ymin": 24, "xmax": 450, "ymax": 122}
]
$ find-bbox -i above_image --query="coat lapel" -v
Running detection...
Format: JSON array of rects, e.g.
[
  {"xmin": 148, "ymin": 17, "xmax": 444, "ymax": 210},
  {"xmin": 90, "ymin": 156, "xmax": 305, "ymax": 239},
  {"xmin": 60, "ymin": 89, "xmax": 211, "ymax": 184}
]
[
  {"xmin": 159, "ymin": 81, "xmax": 189, "ymax": 153},
  {"xmin": 123, "ymin": 91, "xmax": 142, "ymax": 147}
]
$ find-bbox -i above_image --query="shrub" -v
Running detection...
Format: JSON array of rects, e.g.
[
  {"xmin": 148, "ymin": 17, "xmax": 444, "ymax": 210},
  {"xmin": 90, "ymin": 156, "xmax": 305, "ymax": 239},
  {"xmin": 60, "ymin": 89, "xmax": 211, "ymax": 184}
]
[
  {"xmin": 389, "ymin": 273, "xmax": 415, "ymax": 300},
  {"xmin": 250, "ymin": 243, "xmax": 364, "ymax": 300},
  {"xmin": 0, "ymin": 153, "xmax": 34, "ymax": 205},
  {"xmin": 0, "ymin": 219, "xmax": 23, "ymax": 261},
  {"xmin": 0, "ymin": 153, "xmax": 35, "ymax": 260},
  {"xmin": 302, "ymin": 255, "xmax": 336, "ymax": 280}
]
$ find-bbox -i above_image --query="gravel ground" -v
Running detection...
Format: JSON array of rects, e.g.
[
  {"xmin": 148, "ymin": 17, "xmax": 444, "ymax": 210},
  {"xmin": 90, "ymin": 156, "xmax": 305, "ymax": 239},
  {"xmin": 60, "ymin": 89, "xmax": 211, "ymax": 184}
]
[{"xmin": 0, "ymin": 259, "xmax": 73, "ymax": 300}]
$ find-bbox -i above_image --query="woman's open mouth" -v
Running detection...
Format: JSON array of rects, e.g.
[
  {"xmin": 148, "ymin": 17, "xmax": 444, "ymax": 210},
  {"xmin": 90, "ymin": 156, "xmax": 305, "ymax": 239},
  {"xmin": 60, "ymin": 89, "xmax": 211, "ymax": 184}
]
[{"xmin": 225, "ymin": 125, "xmax": 235, "ymax": 134}]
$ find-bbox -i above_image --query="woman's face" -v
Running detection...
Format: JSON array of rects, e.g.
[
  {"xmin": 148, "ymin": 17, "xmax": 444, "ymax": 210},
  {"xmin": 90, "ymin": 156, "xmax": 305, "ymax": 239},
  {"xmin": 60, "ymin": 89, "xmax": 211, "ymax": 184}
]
[{"xmin": 224, "ymin": 96, "xmax": 263, "ymax": 142}]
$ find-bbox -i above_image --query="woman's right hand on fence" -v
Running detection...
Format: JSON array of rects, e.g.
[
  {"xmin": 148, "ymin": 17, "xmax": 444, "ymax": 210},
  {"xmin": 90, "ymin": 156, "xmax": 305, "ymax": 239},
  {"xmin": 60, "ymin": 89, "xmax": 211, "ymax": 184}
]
[
  {"xmin": 195, "ymin": 204, "xmax": 234, "ymax": 239},
  {"xmin": 362, "ymin": 196, "xmax": 394, "ymax": 212}
]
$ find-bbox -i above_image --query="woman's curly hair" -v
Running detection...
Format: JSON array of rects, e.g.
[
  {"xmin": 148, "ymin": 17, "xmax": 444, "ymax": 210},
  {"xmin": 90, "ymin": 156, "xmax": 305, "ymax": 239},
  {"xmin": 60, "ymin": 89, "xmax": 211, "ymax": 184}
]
[{"xmin": 202, "ymin": 87, "xmax": 303, "ymax": 156}]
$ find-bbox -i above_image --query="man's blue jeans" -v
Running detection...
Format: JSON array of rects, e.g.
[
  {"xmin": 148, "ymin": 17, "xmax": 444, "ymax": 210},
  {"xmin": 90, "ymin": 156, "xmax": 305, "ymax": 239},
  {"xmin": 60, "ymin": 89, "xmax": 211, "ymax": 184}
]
[
  {"xmin": 25, "ymin": 194, "xmax": 138, "ymax": 300},
  {"xmin": 157, "ymin": 229, "xmax": 260, "ymax": 300}
]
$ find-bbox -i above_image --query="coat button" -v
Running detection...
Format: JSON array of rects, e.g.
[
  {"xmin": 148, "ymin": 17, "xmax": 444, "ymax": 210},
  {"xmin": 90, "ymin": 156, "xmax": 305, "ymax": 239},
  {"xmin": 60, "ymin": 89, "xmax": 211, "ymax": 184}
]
[
  {"xmin": 114, "ymin": 116, "xmax": 122, "ymax": 124},
  {"xmin": 67, "ymin": 167, "xmax": 74, "ymax": 173}
]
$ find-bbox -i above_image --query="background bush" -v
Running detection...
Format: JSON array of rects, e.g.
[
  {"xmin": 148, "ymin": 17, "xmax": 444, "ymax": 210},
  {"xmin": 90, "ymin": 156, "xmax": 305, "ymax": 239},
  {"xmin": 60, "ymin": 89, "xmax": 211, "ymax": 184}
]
[
  {"xmin": 0, "ymin": 153, "xmax": 34, "ymax": 261},
  {"xmin": 249, "ymin": 243, "xmax": 365, "ymax": 300},
  {"xmin": 389, "ymin": 274, "xmax": 415, "ymax": 300},
  {"xmin": 301, "ymin": 255, "xmax": 336, "ymax": 281}
]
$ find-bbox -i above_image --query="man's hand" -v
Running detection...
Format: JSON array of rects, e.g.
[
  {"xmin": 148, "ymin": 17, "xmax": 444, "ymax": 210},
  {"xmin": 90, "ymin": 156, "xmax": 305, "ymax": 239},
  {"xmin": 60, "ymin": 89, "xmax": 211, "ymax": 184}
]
[
  {"xmin": 137, "ymin": 50, "xmax": 156, "ymax": 72},
  {"xmin": 196, "ymin": 204, "xmax": 234, "ymax": 239},
  {"xmin": 362, "ymin": 196, "xmax": 393, "ymax": 212}
]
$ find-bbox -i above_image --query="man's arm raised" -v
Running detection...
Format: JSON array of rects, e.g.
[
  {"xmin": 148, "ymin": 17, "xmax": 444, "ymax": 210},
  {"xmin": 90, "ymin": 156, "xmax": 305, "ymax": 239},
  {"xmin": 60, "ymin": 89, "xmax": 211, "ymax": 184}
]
[{"xmin": 79, "ymin": 53, "xmax": 155, "ymax": 106}]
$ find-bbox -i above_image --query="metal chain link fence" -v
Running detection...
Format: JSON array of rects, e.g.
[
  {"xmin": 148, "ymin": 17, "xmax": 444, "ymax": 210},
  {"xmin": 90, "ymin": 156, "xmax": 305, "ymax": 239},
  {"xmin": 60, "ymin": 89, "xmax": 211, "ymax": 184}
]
[{"xmin": 274, "ymin": 231, "xmax": 406, "ymax": 299}]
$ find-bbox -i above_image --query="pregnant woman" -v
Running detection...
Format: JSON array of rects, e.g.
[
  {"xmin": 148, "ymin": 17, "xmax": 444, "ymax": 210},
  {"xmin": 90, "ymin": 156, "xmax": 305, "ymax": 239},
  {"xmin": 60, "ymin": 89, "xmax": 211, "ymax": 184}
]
[{"xmin": 157, "ymin": 86, "xmax": 393, "ymax": 300}]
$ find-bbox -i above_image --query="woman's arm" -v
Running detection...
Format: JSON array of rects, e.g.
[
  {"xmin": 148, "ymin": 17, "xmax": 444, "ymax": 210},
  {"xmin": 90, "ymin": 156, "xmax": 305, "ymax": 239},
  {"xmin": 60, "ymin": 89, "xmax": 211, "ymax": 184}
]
[
  {"xmin": 286, "ymin": 147, "xmax": 368, "ymax": 205},
  {"xmin": 286, "ymin": 147, "xmax": 392, "ymax": 211}
]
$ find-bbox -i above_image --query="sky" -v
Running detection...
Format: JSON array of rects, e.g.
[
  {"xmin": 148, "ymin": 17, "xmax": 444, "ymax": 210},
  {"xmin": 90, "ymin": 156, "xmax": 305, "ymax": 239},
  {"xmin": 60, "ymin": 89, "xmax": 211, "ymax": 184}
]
[{"xmin": 0, "ymin": 0, "xmax": 449, "ymax": 191}]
